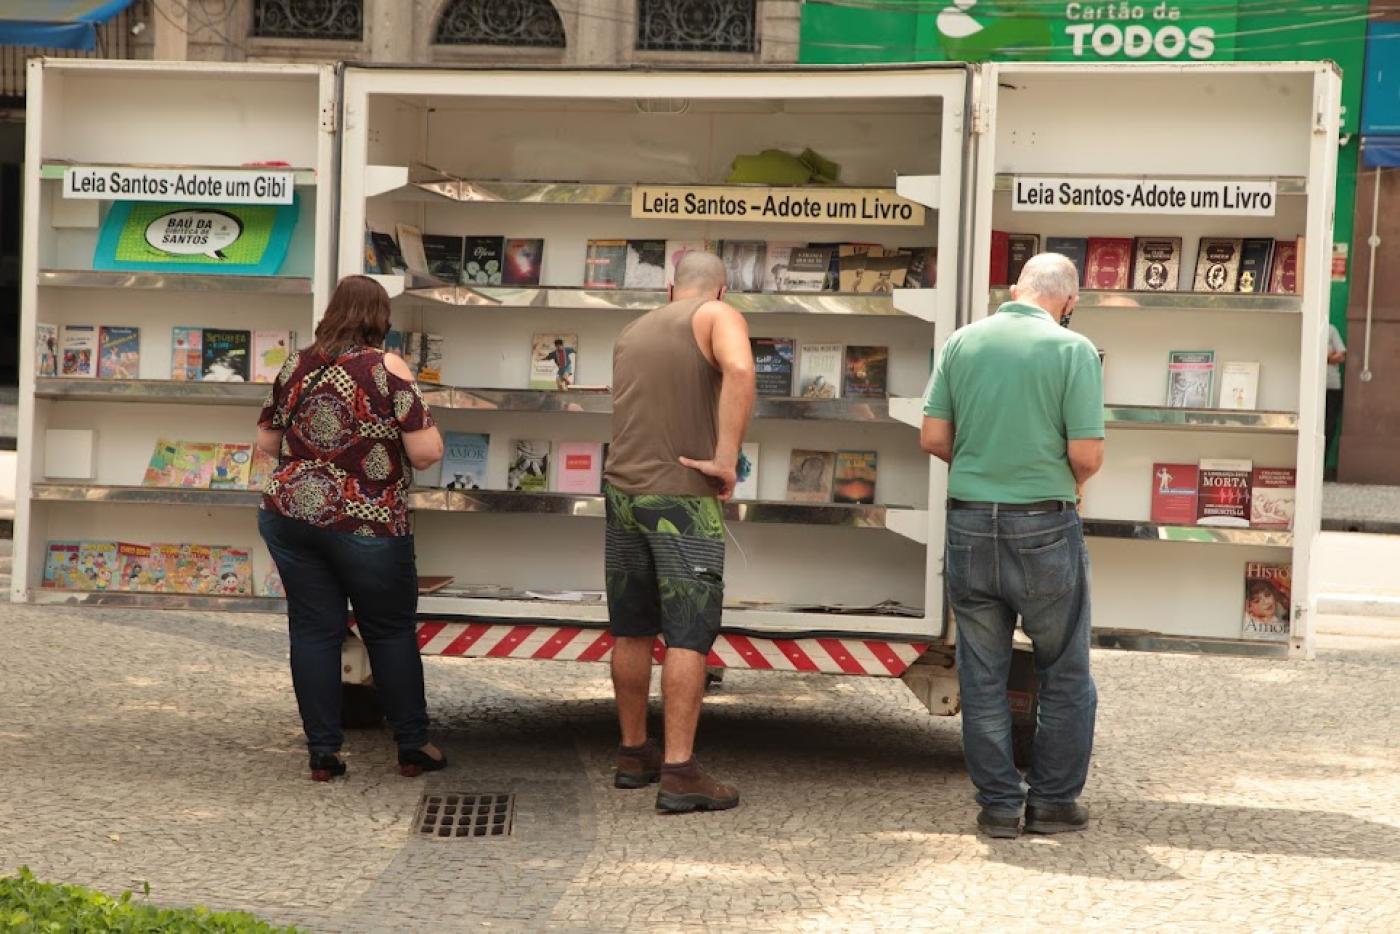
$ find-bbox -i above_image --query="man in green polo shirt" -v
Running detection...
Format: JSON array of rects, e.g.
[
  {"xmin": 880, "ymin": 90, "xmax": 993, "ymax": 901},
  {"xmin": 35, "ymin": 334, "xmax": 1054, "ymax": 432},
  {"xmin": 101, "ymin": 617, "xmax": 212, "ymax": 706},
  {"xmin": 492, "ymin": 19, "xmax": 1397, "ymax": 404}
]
[{"xmin": 922, "ymin": 252, "xmax": 1104, "ymax": 840}]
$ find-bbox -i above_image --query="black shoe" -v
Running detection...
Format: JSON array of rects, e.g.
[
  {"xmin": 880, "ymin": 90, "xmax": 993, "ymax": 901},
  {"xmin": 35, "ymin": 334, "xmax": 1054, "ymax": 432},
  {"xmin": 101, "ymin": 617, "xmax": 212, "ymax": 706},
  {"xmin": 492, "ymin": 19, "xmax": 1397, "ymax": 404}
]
[
  {"xmin": 398, "ymin": 747, "xmax": 448, "ymax": 778},
  {"xmin": 976, "ymin": 809, "xmax": 1021, "ymax": 839},
  {"xmin": 1025, "ymin": 802, "xmax": 1089, "ymax": 834},
  {"xmin": 309, "ymin": 753, "xmax": 346, "ymax": 782}
]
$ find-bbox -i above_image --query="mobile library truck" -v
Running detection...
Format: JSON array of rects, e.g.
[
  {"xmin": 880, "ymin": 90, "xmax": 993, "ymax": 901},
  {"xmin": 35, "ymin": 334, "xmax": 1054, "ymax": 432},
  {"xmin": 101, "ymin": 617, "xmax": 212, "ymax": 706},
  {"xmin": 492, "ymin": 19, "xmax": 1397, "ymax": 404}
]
[{"xmin": 13, "ymin": 60, "xmax": 1338, "ymax": 756}]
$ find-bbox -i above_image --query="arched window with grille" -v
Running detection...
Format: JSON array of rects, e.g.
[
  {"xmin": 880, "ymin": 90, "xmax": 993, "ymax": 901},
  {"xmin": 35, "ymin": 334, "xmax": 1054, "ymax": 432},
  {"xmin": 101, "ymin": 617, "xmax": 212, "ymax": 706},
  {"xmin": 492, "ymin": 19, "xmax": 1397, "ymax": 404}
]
[
  {"xmin": 435, "ymin": 0, "xmax": 566, "ymax": 48},
  {"xmin": 636, "ymin": 0, "xmax": 756, "ymax": 54},
  {"xmin": 251, "ymin": 0, "xmax": 363, "ymax": 41}
]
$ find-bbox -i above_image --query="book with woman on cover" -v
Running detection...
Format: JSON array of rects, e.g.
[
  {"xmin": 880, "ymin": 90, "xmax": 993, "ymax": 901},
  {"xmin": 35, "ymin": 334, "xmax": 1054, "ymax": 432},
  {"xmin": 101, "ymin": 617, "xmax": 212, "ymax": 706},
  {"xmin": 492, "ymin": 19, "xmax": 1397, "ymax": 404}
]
[{"xmin": 1243, "ymin": 562, "xmax": 1290, "ymax": 642}]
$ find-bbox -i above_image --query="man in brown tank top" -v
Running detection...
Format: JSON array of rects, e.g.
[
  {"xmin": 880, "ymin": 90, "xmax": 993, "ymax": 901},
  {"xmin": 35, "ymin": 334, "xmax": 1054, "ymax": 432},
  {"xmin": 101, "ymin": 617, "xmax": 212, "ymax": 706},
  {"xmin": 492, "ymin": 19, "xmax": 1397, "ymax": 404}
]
[{"xmin": 603, "ymin": 251, "xmax": 755, "ymax": 813}]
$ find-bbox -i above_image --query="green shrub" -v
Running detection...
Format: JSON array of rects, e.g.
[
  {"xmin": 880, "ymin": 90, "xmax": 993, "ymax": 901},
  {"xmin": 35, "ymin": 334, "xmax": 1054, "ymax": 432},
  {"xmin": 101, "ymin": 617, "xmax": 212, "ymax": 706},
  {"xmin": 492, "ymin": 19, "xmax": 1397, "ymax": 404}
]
[{"xmin": 0, "ymin": 867, "xmax": 299, "ymax": 933}]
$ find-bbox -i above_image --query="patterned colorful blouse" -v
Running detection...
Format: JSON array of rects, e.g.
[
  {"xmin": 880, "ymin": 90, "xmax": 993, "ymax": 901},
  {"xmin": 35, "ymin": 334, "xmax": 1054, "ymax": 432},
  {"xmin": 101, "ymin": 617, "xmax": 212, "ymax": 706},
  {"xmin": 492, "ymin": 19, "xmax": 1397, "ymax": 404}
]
[{"xmin": 258, "ymin": 346, "xmax": 433, "ymax": 537}]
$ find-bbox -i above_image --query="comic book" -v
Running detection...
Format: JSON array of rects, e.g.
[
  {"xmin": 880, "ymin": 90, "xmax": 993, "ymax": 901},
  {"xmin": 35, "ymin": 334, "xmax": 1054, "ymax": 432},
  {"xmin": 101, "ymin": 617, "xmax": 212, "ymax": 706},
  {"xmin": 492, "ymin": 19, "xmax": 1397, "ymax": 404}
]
[
  {"xmin": 210, "ymin": 443, "xmax": 254, "ymax": 490},
  {"xmin": 162, "ymin": 543, "xmax": 215, "ymax": 594},
  {"xmin": 212, "ymin": 546, "xmax": 254, "ymax": 596},
  {"xmin": 43, "ymin": 541, "xmax": 83, "ymax": 590},
  {"xmin": 117, "ymin": 542, "xmax": 160, "ymax": 592},
  {"xmin": 143, "ymin": 438, "xmax": 182, "ymax": 487},
  {"xmin": 77, "ymin": 541, "xmax": 119, "ymax": 591},
  {"xmin": 247, "ymin": 447, "xmax": 278, "ymax": 492},
  {"xmin": 171, "ymin": 442, "xmax": 218, "ymax": 488}
]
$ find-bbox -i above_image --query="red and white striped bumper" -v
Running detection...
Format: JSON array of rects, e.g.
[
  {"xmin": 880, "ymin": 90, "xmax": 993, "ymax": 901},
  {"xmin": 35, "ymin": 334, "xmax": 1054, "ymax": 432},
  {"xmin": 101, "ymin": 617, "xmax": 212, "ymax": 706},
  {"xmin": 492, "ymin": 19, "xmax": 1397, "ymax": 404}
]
[{"xmin": 412, "ymin": 621, "xmax": 928, "ymax": 678}]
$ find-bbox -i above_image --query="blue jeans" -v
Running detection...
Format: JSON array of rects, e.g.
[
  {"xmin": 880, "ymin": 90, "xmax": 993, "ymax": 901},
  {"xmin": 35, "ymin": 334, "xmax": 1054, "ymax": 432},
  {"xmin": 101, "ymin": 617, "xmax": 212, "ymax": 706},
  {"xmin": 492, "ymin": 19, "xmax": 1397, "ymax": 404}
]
[
  {"xmin": 258, "ymin": 510, "xmax": 429, "ymax": 756},
  {"xmin": 945, "ymin": 506, "xmax": 1097, "ymax": 816}
]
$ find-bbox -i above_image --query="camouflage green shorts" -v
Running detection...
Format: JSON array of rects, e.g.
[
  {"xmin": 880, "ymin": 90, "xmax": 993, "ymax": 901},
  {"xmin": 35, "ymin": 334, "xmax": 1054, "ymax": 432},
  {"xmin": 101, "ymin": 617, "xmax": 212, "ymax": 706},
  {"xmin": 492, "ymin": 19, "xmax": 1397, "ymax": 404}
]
[{"xmin": 603, "ymin": 484, "xmax": 726, "ymax": 653}]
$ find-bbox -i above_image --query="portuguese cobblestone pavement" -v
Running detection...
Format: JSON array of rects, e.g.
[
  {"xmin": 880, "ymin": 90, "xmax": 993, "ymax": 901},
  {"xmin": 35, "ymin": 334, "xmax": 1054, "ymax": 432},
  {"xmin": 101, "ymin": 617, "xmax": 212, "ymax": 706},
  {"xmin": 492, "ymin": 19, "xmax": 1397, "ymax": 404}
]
[{"xmin": 0, "ymin": 599, "xmax": 1396, "ymax": 932}]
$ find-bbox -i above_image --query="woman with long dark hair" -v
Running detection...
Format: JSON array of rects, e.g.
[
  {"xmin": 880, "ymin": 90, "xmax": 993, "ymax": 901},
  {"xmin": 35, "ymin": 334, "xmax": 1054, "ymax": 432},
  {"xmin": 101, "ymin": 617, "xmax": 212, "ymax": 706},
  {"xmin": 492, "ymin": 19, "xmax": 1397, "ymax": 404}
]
[{"xmin": 256, "ymin": 275, "xmax": 446, "ymax": 781}]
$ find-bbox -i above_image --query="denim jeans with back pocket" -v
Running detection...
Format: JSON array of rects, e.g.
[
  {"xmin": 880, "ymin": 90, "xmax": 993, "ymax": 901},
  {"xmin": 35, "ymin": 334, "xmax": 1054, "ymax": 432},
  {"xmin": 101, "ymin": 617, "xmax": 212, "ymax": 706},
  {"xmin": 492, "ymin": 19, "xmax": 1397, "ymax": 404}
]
[{"xmin": 945, "ymin": 506, "xmax": 1097, "ymax": 816}]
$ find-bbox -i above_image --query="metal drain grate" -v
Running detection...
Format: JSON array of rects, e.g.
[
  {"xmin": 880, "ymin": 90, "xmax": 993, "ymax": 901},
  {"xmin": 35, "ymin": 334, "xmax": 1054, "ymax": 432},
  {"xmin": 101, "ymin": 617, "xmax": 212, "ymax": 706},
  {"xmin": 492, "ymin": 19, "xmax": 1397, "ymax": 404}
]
[{"xmin": 415, "ymin": 793, "xmax": 515, "ymax": 840}]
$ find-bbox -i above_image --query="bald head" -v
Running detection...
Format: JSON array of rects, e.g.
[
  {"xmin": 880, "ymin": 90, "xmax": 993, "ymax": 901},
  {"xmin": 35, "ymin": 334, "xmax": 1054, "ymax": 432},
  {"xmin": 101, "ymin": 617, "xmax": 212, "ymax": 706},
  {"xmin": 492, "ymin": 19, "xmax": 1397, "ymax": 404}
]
[
  {"xmin": 672, "ymin": 250, "xmax": 727, "ymax": 296},
  {"xmin": 1011, "ymin": 252, "xmax": 1079, "ymax": 320}
]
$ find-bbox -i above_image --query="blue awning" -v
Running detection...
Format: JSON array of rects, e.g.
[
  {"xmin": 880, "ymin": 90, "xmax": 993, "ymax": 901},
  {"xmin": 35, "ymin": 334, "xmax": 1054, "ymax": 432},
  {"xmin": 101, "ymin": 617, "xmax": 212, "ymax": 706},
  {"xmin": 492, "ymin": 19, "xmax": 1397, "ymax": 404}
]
[
  {"xmin": 1362, "ymin": 137, "xmax": 1400, "ymax": 169},
  {"xmin": 0, "ymin": 0, "xmax": 138, "ymax": 51}
]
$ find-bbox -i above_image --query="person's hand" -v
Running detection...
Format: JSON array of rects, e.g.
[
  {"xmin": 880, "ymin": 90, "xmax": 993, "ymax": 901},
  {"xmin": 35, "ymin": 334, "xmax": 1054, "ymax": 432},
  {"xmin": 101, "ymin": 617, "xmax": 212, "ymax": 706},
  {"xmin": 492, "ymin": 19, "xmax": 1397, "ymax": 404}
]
[{"xmin": 679, "ymin": 456, "xmax": 737, "ymax": 500}]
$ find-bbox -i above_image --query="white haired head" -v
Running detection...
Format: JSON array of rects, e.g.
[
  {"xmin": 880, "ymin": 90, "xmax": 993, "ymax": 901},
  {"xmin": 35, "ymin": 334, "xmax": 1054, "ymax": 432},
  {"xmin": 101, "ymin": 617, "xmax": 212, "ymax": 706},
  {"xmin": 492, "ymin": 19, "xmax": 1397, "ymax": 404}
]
[{"xmin": 1010, "ymin": 252, "xmax": 1079, "ymax": 321}]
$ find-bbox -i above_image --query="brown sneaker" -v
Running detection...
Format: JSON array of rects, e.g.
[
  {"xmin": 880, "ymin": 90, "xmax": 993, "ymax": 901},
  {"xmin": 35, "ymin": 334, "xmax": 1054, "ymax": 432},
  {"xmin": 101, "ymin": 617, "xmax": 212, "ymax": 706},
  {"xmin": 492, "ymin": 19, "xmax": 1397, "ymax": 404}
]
[
  {"xmin": 656, "ymin": 759, "xmax": 739, "ymax": 813},
  {"xmin": 614, "ymin": 738, "xmax": 662, "ymax": 789}
]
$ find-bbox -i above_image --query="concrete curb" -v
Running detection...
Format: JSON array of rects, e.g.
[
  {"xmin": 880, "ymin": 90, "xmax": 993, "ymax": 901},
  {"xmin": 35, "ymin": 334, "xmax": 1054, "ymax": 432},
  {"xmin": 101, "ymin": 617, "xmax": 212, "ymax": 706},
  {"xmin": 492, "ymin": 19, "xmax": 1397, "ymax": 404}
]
[{"xmin": 1317, "ymin": 593, "xmax": 1400, "ymax": 619}]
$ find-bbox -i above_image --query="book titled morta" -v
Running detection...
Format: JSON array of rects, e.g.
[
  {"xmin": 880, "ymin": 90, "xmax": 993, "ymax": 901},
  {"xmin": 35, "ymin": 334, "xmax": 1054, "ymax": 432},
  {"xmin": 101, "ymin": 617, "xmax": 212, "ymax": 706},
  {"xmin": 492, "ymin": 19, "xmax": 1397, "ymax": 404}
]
[
  {"xmin": 751, "ymin": 337, "xmax": 795, "ymax": 396},
  {"xmin": 1196, "ymin": 458, "xmax": 1252, "ymax": 527},
  {"xmin": 1044, "ymin": 237, "xmax": 1089, "ymax": 285},
  {"xmin": 1132, "ymin": 237, "xmax": 1182, "ymax": 291},
  {"xmin": 833, "ymin": 450, "xmax": 877, "ymax": 504},
  {"xmin": 1150, "ymin": 463, "xmax": 1198, "ymax": 525},
  {"xmin": 1193, "ymin": 238, "xmax": 1243, "ymax": 292},
  {"xmin": 1084, "ymin": 238, "xmax": 1133, "ymax": 290},
  {"xmin": 1243, "ymin": 562, "xmax": 1291, "ymax": 642}
]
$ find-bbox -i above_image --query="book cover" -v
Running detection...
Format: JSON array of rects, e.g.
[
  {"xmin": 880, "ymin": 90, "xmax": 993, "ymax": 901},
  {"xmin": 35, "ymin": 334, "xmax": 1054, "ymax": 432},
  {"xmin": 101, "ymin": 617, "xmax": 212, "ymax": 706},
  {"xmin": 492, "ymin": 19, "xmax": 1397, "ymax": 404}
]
[
  {"xmin": 837, "ymin": 244, "xmax": 878, "ymax": 293},
  {"xmin": 1084, "ymin": 237, "xmax": 1134, "ymax": 290},
  {"xmin": 904, "ymin": 247, "xmax": 936, "ymax": 289},
  {"xmin": 1045, "ymin": 237, "xmax": 1089, "ymax": 285},
  {"xmin": 508, "ymin": 439, "xmax": 550, "ymax": 492},
  {"xmin": 1237, "ymin": 238, "xmax": 1275, "ymax": 294},
  {"xmin": 462, "ymin": 236, "xmax": 504, "ymax": 285},
  {"xmin": 786, "ymin": 247, "xmax": 834, "ymax": 292},
  {"xmin": 77, "ymin": 541, "xmax": 119, "ymax": 591},
  {"xmin": 60, "ymin": 324, "xmax": 97, "ymax": 378},
  {"xmin": 797, "ymin": 342, "xmax": 843, "ymax": 399},
  {"xmin": 210, "ymin": 442, "xmax": 254, "ymax": 490},
  {"xmin": 363, "ymin": 227, "xmax": 379, "ymax": 275},
  {"xmin": 806, "ymin": 242, "xmax": 843, "ymax": 290},
  {"xmin": 212, "ymin": 546, "xmax": 253, "ymax": 595},
  {"xmin": 721, "ymin": 240, "xmax": 767, "ymax": 292},
  {"xmin": 552, "ymin": 441, "xmax": 604, "ymax": 494},
  {"xmin": 171, "ymin": 327, "xmax": 203, "ymax": 381},
  {"xmin": 1269, "ymin": 238, "xmax": 1300, "ymax": 293},
  {"xmin": 855, "ymin": 250, "xmax": 911, "ymax": 294},
  {"xmin": 1007, "ymin": 234, "xmax": 1040, "ymax": 284},
  {"xmin": 1243, "ymin": 562, "xmax": 1291, "ymax": 642},
  {"xmin": 118, "ymin": 542, "xmax": 159, "ymax": 592},
  {"xmin": 664, "ymin": 240, "xmax": 709, "ymax": 288},
  {"xmin": 1196, "ymin": 458, "xmax": 1253, "ymax": 527},
  {"xmin": 247, "ymin": 447, "xmax": 278, "ymax": 491},
  {"xmin": 171, "ymin": 441, "xmax": 218, "ymax": 488},
  {"xmin": 371, "ymin": 230, "xmax": 406, "ymax": 275},
  {"xmin": 406, "ymin": 331, "xmax": 444, "ymax": 383},
  {"xmin": 169, "ymin": 543, "xmax": 216, "ymax": 594},
  {"xmin": 843, "ymin": 345, "xmax": 889, "ymax": 399},
  {"xmin": 624, "ymin": 240, "xmax": 666, "ymax": 289},
  {"xmin": 734, "ymin": 442, "xmax": 760, "ymax": 501},
  {"xmin": 833, "ymin": 450, "xmax": 878, "ymax": 504},
  {"xmin": 421, "ymin": 233, "xmax": 464, "ymax": 283},
  {"xmin": 36, "ymin": 323, "xmax": 58, "ymax": 378},
  {"xmin": 1193, "ymin": 238, "xmax": 1243, "ymax": 292},
  {"xmin": 1165, "ymin": 350, "xmax": 1215, "ymax": 408},
  {"xmin": 1250, "ymin": 467, "xmax": 1296, "ymax": 530},
  {"xmin": 43, "ymin": 541, "xmax": 83, "ymax": 590},
  {"xmin": 260, "ymin": 566, "xmax": 286, "ymax": 598},
  {"xmin": 1131, "ymin": 236, "xmax": 1183, "ymax": 291},
  {"xmin": 989, "ymin": 230, "xmax": 1010, "ymax": 287},
  {"xmin": 395, "ymin": 223, "xmax": 429, "ymax": 275},
  {"xmin": 751, "ymin": 337, "xmax": 795, "ymax": 397},
  {"xmin": 1150, "ymin": 463, "xmax": 1199, "ymax": 525},
  {"xmin": 96, "ymin": 326, "xmax": 140, "ymax": 379},
  {"xmin": 201, "ymin": 329, "xmax": 251, "ymax": 382},
  {"xmin": 252, "ymin": 331, "xmax": 293, "ymax": 383},
  {"xmin": 531, "ymin": 333, "xmax": 578, "ymax": 390},
  {"xmin": 1217, "ymin": 361, "xmax": 1260, "ymax": 411},
  {"xmin": 384, "ymin": 329, "xmax": 405, "ymax": 356},
  {"xmin": 153, "ymin": 544, "xmax": 186, "ymax": 593},
  {"xmin": 584, "ymin": 239, "xmax": 629, "ymax": 289},
  {"xmin": 786, "ymin": 449, "xmax": 836, "ymax": 503},
  {"xmin": 143, "ymin": 437, "xmax": 182, "ymax": 486},
  {"xmin": 441, "ymin": 431, "xmax": 490, "ymax": 490},
  {"xmin": 762, "ymin": 241, "xmax": 805, "ymax": 292},
  {"xmin": 502, "ymin": 237, "xmax": 544, "ymax": 286}
]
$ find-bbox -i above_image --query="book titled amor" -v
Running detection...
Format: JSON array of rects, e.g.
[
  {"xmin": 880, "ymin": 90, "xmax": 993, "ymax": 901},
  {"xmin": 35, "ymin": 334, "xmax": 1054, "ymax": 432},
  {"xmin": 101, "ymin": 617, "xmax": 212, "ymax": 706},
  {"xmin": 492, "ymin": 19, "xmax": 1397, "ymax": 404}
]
[
  {"xmin": 1150, "ymin": 463, "xmax": 1199, "ymax": 525},
  {"xmin": 786, "ymin": 449, "xmax": 836, "ymax": 503},
  {"xmin": 1243, "ymin": 562, "xmax": 1291, "ymax": 642},
  {"xmin": 751, "ymin": 337, "xmax": 795, "ymax": 397},
  {"xmin": 833, "ymin": 450, "xmax": 878, "ymax": 504},
  {"xmin": 552, "ymin": 441, "xmax": 604, "ymax": 494},
  {"xmin": 1250, "ymin": 467, "xmax": 1296, "ymax": 530},
  {"xmin": 1084, "ymin": 238, "xmax": 1133, "ymax": 290},
  {"xmin": 440, "ymin": 431, "xmax": 490, "ymax": 490},
  {"xmin": 1196, "ymin": 458, "xmax": 1252, "ymax": 527},
  {"xmin": 1193, "ymin": 238, "xmax": 1243, "ymax": 292},
  {"xmin": 1132, "ymin": 237, "xmax": 1182, "ymax": 291},
  {"xmin": 797, "ymin": 343, "xmax": 843, "ymax": 399}
]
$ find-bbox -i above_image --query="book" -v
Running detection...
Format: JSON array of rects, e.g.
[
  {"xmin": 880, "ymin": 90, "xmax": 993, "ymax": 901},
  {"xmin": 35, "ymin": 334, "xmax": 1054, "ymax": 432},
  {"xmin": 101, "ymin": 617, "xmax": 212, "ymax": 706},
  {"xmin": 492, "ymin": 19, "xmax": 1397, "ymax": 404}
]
[
  {"xmin": 583, "ymin": 239, "xmax": 628, "ymax": 288},
  {"xmin": 552, "ymin": 441, "xmax": 604, "ymax": 494},
  {"xmin": 806, "ymin": 241, "xmax": 843, "ymax": 290},
  {"xmin": 370, "ymin": 230, "xmax": 406, "ymax": 275},
  {"xmin": 797, "ymin": 342, "xmax": 843, "ymax": 399},
  {"xmin": 117, "ymin": 542, "xmax": 159, "ymax": 592},
  {"xmin": 762, "ymin": 241, "xmax": 805, "ymax": 292},
  {"xmin": 786, "ymin": 247, "xmax": 834, "ymax": 292},
  {"xmin": 989, "ymin": 230, "xmax": 1010, "ymax": 287},
  {"xmin": 96, "ymin": 326, "xmax": 140, "ymax": 379},
  {"xmin": 420, "ymin": 233, "xmax": 464, "ymax": 283},
  {"xmin": 1196, "ymin": 458, "xmax": 1252, "ymax": 528},
  {"xmin": 904, "ymin": 247, "xmax": 936, "ymax": 288},
  {"xmin": 252, "ymin": 331, "xmax": 293, "ymax": 383},
  {"xmin": 1007, "ymin": 234, "xmax": 1039, "ymax": 284},
  {"xmin": 734, "ymin": 442, "xmax": 760, "ymax": 500},
  {"xmin": 1165, "ymin": 350, "xmax": 1215, "ymax": 408},
  {"xmin": 404, "ymin": 331, "xmax": 444, "ymax": 383},
  {"xmin": 363, "ymin": 227, "xmax": 379, "ymax": 274},
  {"xmin": 43, "ymin": 541, "xmax": 83, "ymax": 590},
  {"xmin": 843, "ymin": 345, "xmax": 889, "ymax": 399},
  {"xmin": 1150, "ymin": 463, "xmax": 1199, "ymax": 525},
  {"xmin": 247, "ymin": 447, "xmax": 278, "ymax": 491},
  {"xmin": 664, "ymin": 240, "xmax": 710, "ymax": 288},
  {"xmin": 201, "ymin": 329, "xmax": 251, "ymax": 382},
  {"xmin": 833, "ymin": 450, "xmax": 878, "ymax": 504},
  {"xmin": 751, "ymin": 337, "xmax": 795, "ymax": 397},
  {"xmin": 78, "ymin": 541, "xmax": 119, "ymax": 591},
  {"xmin": 143, "ymin": 438, "xmax": 182, "ymax": 486},
  {"xmin": 1243, "ymin": 562, "xmax": 1291, "ymax": 642},
  {"xmin": 855, "ymin": 250, "xmax": 911, "ymax": 294},
  {"xmin": 212, "ymin": 546, "xmax": 254, "ymax": 596},
  {"xmin": 384, "ymin": 329, "xmax": 405, "ymax": 356},
  {"xmin": 508, "ymin": 439, "xmax": 550, "ymax": 492},
  {"xmin": 1250, "ymin": 467, "xmax": 1296, "ymax": 531},
  {"xmin": 721, "ymin": 240, "xmax": 767, "ymax": 292},
  {"xmin": 171, "ymin": 441, "xmax": 218, "ymax": 488},
  {"xmin": 786, "ymin": 449, "xmax": 836, "ymax": 503},
  {"xmin": 395, "ymin": 223, "xmax": 429, "ymax": 275},
  {"xmin": 1269, "ymin": 238, "xmax": 1300, "ymax": 293},
  {"xmin": 210, "ymin": 442, "xmax": 254, "ymax": 490},
  {"xmin": 1084, "ymin": 238, "xmax": 1134, "ymax": 290},
  {"xmin": 837, "ymin": 244, "xmax": 878, "ymax": 293},
  {"xmin": 153, "ymin": 544, "xmax": 186, "ymax": 593},
  {"xmin": 1131, "ymin": 236, "xmax": 1182, "ymax": 291},
  {"xmin": 36, "ymin": 323, "xmax": 58, "ymax": 377},
  {"xmin": 260, "ymin": 567, "xmax": 286, "ymax": 598},
  {"xmin": 441, "ymin": 431, "xmax": 490, "ymax": 490},
  {"xmin": 462, "ymin": 236, "xmax": 504, "ymax": 285},
  {"xmin": 1193, "ymin": 238, "xmax": 1243, "ymax": 292},
  {"xmin": 171, "ymin": 327, "xmax": 203, "ymax": 381},
  {"xmin": 502, "ymin": 237, "xmax": 544, "ymax": 286},
  {"xmin": 165, "ymin": 543, "xmax": 215, "ymax": 594},
  {"xmin": 1236, "ymin": 238, "xmax": 1275, "ymax": 294},
  {"xmin": 624, "ymin": 239, "xmax": 666, "ymax": 289},
  {"xmin": 1217, "ymin": 361, "xmax": 1260, "ymax": 411},
  {"xmin": 531, "ymin": 333, "xmax": 578, "ymax": 390},
  {"xmin": 1045, "ymin": 237, "xmax": 1089, "ymax": 285},
  {"xmin": 60, "ymin": 324, "xmax": 97, "ymax": 377}
]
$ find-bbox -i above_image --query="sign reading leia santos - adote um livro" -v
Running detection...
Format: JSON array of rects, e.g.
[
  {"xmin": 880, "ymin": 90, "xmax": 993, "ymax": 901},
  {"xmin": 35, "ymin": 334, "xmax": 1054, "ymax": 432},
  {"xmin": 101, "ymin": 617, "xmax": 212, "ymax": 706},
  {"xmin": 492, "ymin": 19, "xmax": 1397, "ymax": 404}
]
[
  {"xmin": 632, "ymin": 186, "xmax": 926, "ymax": 226},
  {"xmin": 62, "ymin": 166, "xmax": 295, "ymax": 205},
  {"xmin": 1012, "ymin": 177, "xmax": 1278, "ymax": 216}
]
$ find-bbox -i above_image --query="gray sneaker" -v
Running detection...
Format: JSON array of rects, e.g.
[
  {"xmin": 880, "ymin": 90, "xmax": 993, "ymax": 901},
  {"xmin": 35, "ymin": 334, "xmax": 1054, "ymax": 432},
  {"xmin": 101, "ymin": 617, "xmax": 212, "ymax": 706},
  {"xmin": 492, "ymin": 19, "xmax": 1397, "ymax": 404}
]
[{"xmin": 1025, "ymin": 802, "xmax": 1089, "ymax": 834}]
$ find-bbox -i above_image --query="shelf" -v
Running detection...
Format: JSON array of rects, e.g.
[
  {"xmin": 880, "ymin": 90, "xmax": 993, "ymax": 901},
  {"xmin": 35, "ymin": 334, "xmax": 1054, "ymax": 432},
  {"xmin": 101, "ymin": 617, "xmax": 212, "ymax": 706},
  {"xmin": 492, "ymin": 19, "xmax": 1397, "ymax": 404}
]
[
  {"xmin": 35, "ymin": 378, "xmax": 270, "ymax": 406},
  {"xmin": 40, "ymin": 161, "xmax": 317, "ymax": 185},
  {"xmin": 1091, "ymin": 628, "xmax": 1290, "ymax": 658},
  {"xmin": 992, "ymin": 173, "xmax": 1307, "ymax": 196},
  {"xmin": 39, "ymin": 269, "xmax": 312, "ymax": 294},
  {"xmin": 1104, "ymin": 406, "xmax": 1298, "ymax": 434},
  {"xmin": 31, "ymin": 484, "xmax": 261, "ymax": 507},
  {"xmin": 1082, "ymin": 519, "xmax": 1291, "ymax": 548},
  {"xmin": 988, "ymin": 288, "xmax": 1300, "ymax": 314},
  {"xmin": 29, "ymin": 589, "xmax": 285, "ymax": 614}
]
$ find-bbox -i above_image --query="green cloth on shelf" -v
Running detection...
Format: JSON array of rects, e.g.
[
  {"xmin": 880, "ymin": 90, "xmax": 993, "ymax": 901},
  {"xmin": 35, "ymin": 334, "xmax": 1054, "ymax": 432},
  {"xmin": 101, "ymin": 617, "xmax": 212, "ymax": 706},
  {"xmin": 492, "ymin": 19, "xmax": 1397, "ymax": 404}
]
[{"xmin": 725, "ymin": 148, "xmax": 841, "ymax": 186}]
